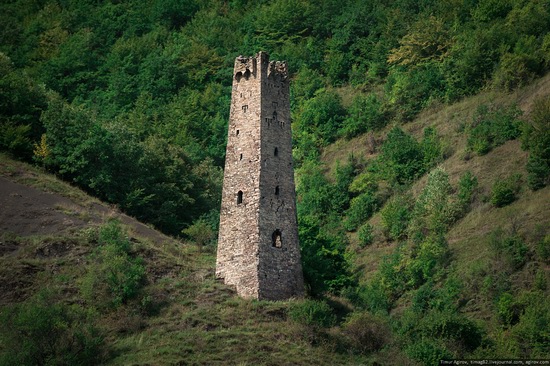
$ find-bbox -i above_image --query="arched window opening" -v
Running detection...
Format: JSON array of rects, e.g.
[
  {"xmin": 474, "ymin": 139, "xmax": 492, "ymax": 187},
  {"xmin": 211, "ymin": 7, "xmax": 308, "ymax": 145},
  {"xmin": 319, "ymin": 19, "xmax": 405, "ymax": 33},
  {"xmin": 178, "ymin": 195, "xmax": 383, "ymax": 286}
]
[
  {"xmin": 272, "ymin": 230, "xmax": 282, "ymax": 248},
  {"xmin": 236, "ymin": 129, "xmax": 240, "ymax": 136},
  {"xmin": 235, "ymin": 72, "xmax": 242, "ymax": 82},
  {"xmin": 274, "ymin": 147, "xmax": 278, "ymax": 156},
  {"xmin": 244, "ymin": 69, "xmax": 251, "ymax": 80},
  {"xmin": 237, "ymin": 191, "xmax": 243, "ymax": 204},
  {"xmin": 275, "ymin": 186, "xmax": 279, "ymax": 196}
]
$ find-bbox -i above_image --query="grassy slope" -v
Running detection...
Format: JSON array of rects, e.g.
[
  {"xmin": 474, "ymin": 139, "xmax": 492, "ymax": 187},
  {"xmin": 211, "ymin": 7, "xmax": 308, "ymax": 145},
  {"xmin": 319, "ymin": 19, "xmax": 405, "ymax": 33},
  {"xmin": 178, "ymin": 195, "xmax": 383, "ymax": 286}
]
[
  {"xmin": 322, "ymin": 73, "xmax": 550, "ymax": 348},
  {"xmin": 324, "ymin": 72, "xmax": 550, "ymax": 255},
  {"xmin": 1, "ymin": 73, "xmax": 549, "ymax": 364},
  {"xmin": 0, "ymin": 156, "xmax": 366, "ymax": 365}
]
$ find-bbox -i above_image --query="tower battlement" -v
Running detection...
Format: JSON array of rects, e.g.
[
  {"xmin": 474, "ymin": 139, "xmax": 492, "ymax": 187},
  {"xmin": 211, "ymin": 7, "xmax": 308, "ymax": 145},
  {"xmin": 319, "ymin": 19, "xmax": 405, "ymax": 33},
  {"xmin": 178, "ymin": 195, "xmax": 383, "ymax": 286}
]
[
  {"xmin": 216, "ymin": 52, "xmax": 304, "ymax": 300},
  {"xmin": 234, "ymin": 52, "xmax": 288, "ymax": 80}
]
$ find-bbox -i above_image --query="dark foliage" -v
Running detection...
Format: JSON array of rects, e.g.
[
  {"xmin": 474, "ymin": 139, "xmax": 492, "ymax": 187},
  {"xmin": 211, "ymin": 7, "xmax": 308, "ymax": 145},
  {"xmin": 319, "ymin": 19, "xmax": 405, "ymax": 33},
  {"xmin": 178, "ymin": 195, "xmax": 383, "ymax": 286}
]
[{"xmin": 0, "ymin": 290, "xmax": 106, "ymax": 365}]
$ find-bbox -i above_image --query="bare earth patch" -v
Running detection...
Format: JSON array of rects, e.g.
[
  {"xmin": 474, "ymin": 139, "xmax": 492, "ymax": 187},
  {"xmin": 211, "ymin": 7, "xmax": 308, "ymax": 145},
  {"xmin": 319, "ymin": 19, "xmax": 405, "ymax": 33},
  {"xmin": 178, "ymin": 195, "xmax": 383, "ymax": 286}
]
[
  {"xmin": 0, "ymin": 175, "xmax": 172, "ymax": 245},
  {"xmin": 1, "ymin": 176, "xmax": 87, "ymax": 236}
]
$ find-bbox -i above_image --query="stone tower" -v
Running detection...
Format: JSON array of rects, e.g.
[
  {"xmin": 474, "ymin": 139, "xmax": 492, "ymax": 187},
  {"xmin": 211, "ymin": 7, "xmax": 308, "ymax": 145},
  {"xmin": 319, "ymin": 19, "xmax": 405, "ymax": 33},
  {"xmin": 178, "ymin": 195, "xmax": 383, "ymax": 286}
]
[{"xmin": 216, "ymin": 52, "xmax": 304, "ymax": 300}]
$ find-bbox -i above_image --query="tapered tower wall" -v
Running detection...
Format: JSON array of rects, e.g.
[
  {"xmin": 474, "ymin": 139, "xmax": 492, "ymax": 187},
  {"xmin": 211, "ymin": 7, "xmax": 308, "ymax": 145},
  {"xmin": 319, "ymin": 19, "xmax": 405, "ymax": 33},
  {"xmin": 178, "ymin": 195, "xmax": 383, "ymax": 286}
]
[{"xmin": 216, "ymin": 52, "xmax": 304, "ymax": 300}]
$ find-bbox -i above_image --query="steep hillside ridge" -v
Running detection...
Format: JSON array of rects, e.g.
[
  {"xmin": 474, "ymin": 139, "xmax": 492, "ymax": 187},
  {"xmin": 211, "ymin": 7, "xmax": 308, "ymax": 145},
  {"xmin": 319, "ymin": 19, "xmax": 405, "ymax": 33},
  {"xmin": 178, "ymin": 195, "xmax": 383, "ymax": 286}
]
[
  {"xmin": 0, "ymin": 155, "xmax": 172, "ymax": 243},
  {"xmin": 333, "ymin": 72, "xmax": 550, "ymax": 275},
  {"xmin": 0, "ymin": 155, "xmax": 370, "ymax": 365},
  {"xmin": 0, "ymin": 154, "xmax": 180, "ymax": 307},
  {"xmin": 322, "ymin": 72, "xmax": 550, "ymax": 173},
  {"xmin": 316, "ymin": 71, "xmax": 550, "ymax": 361}
]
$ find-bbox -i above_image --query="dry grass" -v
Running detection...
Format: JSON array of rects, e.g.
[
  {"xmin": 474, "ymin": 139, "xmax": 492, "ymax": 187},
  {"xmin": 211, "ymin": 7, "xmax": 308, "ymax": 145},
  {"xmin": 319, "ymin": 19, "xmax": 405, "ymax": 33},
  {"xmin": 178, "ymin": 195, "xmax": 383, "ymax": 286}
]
[
  {"xmin": 448, "ymin": 185, "xmax": 550, "ymax": 274},
  {"xmin": 0, "ymin": 157, "xmax": 370, "ymax": 364},
  {"xmin": 331, "ymin": 73, "xmax": 550, "ymax": 290}
]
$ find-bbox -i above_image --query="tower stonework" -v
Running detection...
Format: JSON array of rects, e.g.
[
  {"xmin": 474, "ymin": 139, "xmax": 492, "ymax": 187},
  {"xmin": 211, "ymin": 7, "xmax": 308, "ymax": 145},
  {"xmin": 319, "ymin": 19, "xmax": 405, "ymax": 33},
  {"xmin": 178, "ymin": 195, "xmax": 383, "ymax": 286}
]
[{"xmin": 216, "ymin": 52, "xmax": 304, "ymax": 300}]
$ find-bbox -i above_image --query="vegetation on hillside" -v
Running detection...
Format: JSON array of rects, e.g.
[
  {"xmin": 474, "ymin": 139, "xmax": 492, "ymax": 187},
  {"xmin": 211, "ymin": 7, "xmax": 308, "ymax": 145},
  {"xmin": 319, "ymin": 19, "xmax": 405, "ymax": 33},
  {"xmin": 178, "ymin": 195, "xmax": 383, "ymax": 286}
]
[{"xmin": 1, "ymin": 0, "xmax": 550, "ymax": 364}]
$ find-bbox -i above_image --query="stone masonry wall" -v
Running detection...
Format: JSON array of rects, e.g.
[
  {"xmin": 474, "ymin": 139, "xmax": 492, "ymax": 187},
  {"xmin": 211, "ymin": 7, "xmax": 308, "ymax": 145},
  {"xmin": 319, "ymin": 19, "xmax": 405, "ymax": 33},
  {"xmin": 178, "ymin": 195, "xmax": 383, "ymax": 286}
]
[{"xmin": 216, "ymin": 52, "xmax": 304, "ymax": 300}]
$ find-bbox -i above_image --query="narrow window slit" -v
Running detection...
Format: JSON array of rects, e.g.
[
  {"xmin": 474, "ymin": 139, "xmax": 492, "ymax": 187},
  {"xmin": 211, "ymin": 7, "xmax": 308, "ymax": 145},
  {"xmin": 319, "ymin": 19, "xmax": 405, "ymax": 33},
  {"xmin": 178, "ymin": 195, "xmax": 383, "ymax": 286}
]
[{"xmin": 237, "ymin": 191, "xmax": 243, "ymax": 204}]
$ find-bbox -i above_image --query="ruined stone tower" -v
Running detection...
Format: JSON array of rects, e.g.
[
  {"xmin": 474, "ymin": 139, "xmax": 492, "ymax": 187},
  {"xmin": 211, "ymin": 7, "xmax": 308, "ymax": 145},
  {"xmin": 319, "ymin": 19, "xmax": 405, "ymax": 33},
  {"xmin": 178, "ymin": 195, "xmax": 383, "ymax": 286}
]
[{"xmin": 216, "ymin": 52, "xmax": 304, "ymax": 300}]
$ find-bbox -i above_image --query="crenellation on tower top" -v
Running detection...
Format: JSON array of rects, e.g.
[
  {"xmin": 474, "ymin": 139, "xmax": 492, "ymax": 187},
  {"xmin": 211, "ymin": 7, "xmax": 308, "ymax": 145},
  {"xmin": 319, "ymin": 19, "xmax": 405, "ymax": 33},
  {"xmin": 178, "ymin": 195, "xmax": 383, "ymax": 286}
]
[
  {"xmin": 234, "ymin": 55, "xmax": 257, "ymax": 81},
  {"xmin": 267, "ymin": 60, "xmax": 288, "ymax": 80}
]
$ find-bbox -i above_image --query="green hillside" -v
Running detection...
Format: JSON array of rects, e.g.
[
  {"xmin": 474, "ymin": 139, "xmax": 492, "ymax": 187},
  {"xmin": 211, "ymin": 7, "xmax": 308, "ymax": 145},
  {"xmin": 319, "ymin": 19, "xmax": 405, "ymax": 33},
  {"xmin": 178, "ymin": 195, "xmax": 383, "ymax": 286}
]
[
  {"xmin": 1, "ymin": 0, "xmax": 550, "ymax": 364},
  {"xmin": 0, "ymin": 155, "xmax": 370, "ymax": 365}
]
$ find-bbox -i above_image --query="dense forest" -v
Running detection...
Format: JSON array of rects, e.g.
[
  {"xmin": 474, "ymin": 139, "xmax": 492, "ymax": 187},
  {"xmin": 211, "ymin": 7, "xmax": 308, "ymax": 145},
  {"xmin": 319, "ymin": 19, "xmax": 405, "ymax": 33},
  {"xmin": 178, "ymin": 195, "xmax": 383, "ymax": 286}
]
[{"xmin": 1, "ymin": 0, "xmax": 550, "ymax": 364}]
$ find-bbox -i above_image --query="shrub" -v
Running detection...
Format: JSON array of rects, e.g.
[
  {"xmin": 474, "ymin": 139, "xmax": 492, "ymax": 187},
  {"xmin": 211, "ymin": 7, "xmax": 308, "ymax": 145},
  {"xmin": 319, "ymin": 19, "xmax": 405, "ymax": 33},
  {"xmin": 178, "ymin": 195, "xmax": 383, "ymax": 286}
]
[
  {"xmin": 411, "ymin": 283, "xmax": 438, "ymax": 314},
  {"xmin": 385, "ymin": 63, "xmax": 445, "ymax": 122},
  {"xmin": 288, "ymin": 299, "xmax": 336, "ymax": 328},
  {"xmin": 380, "ymin": 194, "xmax": 413, "ymax": 241},
  {"xmin": 534, "ymin": 269, "xmax": 547, "ymax": 291},
  {"xmin": 492, "ymin": 51, "xmax": 538, "ymax": 91},
  {"xmin": 527, "ymin": 153, "xmax": 550, "ymax": 190},
  {"xmin": 182, "ymin": 218, "xmax": 215, "ymax": 252},
  {"xmin": 344, "ymin": 192, "xmax": 377, "ymax": 231},
  {"xmin": 405, "ymin": 338, "xmax": 452, "ymax": 366},
  {"xmin": 467, "ymin": 104, "xmax": 522, "ymax": 155},
  {"xmin": 294, "ymin": 89, "xmax": 346, "ymax": 147},
  {"xmin": 522, "ymin": 96, "xmax": 550, "ymax": 190},
  {"xmin": 291, "ymin": 66, "xmax": 324, "ymax": 104},
  {"xmin": 456, "ymin": 170, "xmax": 478, "ymax": 216},
  {"xmin": 421, "ymin": 127, "xmax": 443, "ymax": 170},
  {"xmin": 490, "ymin": 174, "xmax": 521, "ymax": 207},
  {"xmin": 420, "ymin": 310, "xmax": 483, "ymax": 351},
  {"xmin": 0, "ymin": 122, "xmax": 32, "ymax": 158},
  {"xmin": 0, "ymin": 53, "xmax": 48, "ymax": 160},
  {"xmin": 492, "ymin": 36, "xmax": 542, "ymax": 92},
  {"xmin": 298, "ymin": 215, "xmax": 354, "ymax": 297},
  {"xmin": 411, "ymin": 276, "xmax": 462, "ymax": 316},
  {"xmin": 352, "ymin": 280, "xmax": 392, "ymax": 314},
  {"xmin": 510, "ymin": 292, "xmax": 550, "ymax": 358},
  {"xmin": 497, "ymin": 292, "xmax": 522, "ymax": 326},
  {"xmin": 401, "ymin": 307, "xmax": 483, "ymax": 362},
  {"xmin": 349, "ymin": 171, "xmax": 378, "ymax": 195},
  {"xmin": 357, "ymin": 223, "xmax": 374, "ymax": 247},
  {"xmin": 379, "ymin": 127, "xmax": 425, "ymax": 185},
  {"xmin": 341, "ymin": 312, "xmax": 390, "ymax": 354},
  {"xmin": 409, "ymin": 168, "xmax": 454, "ymax": 241},
  {"xmin": 341, "ymin": 93, "xmax": 386, "ymax": 139},
  {"xmin": 376, "ymin": 246, "xmax": 410, "ymax": 304},
  {"xmin": 481, "ymin": 272, "xmax": 512, "ymax": 302},
  {"xmin": 0, "ymin": 290, "xmax": 105, "ymax": 365},
  {"xmin": 408, "ymin": 235, "xmax": 450, "ymax": 286},
  {"xmin": 401, "ymin": 280, "xmax": 483, "ymax": 356},
  {"xmin": 81, "ymin": 220, "xmax": 146, "ymax": 307},
  {"xmin": 489, "ymin": 229, "xmax": 529, "ymax": 271}
]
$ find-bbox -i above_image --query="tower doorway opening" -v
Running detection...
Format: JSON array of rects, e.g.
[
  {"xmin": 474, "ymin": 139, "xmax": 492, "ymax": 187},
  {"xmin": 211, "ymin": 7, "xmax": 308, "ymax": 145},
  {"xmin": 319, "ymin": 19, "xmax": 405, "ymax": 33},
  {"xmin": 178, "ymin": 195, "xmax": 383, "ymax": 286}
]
[{"xmin": 272, "ymin": 229, "xmax": 282, "ymax": 248}]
